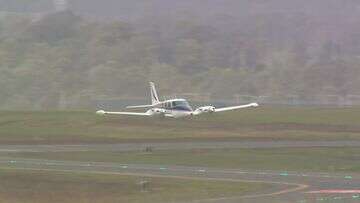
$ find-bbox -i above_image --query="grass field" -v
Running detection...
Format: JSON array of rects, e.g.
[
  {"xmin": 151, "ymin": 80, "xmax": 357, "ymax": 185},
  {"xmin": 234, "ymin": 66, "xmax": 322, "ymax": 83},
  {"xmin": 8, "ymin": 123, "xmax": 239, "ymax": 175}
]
[
  {"xmin": 0, "ymin": 108, "xmax": 358, "ymax": 203},
  {"xmin": 6, "ymin": 147, "xmax": 360, "ymax": 173},
  {"xmin": 0, "ymin": 169, "xmax": 268, "ymax": 203},
  {"xmin": 0, "ymin": 106, "xmax": 359, "ymax": 143}
]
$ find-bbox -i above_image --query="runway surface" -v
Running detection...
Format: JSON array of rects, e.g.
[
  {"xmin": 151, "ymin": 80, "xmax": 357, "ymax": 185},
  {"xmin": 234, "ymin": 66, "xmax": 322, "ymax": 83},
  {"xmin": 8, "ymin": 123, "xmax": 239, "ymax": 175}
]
[
  {"xmin": 0, "ymin": 140, "xmax": 359, "ymax": 202},
  {"xmin": 0, "ymin": 140, "xmax": 359, "ymax": 152}
]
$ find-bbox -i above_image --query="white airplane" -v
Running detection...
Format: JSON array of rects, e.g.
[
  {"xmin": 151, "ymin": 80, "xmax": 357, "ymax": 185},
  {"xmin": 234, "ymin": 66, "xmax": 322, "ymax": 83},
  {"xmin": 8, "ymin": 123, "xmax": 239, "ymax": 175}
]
[{"xmin": 96, "ymin": 82, "xmax": 259, "ymax": 118}]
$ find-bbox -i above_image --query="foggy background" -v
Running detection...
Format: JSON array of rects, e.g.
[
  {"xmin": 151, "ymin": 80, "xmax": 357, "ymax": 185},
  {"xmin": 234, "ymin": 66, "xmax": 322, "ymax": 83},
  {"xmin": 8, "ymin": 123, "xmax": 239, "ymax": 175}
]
[{"xmin": 0, "ymin": 0, "xmax": 360, "ymax": 109}]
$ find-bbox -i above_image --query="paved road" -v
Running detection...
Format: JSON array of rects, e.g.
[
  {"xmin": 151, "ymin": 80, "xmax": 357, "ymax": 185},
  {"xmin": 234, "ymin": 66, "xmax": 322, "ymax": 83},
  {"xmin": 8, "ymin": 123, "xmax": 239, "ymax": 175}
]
[
  {"xmin": 0, "ymin": 140, "xmax": 359, "ymax": 152},
  {"xmin": 0, "ymin": 157, "xmax": 359, "ymax": 203}
]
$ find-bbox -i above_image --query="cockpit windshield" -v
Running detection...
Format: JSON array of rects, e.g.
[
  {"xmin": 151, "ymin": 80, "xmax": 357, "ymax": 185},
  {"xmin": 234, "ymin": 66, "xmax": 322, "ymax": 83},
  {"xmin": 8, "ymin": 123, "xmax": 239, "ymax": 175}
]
[{"xmin": 171, "ymin": 100, "xmax": 193, "ymax": 111}]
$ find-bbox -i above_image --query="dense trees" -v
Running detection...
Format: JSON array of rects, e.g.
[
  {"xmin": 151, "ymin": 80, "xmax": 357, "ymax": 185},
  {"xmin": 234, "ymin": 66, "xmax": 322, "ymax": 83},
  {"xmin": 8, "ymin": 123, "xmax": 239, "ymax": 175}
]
[{"xmin": 0, "ymin": 5, "xmax": 359, "ymax": 109}]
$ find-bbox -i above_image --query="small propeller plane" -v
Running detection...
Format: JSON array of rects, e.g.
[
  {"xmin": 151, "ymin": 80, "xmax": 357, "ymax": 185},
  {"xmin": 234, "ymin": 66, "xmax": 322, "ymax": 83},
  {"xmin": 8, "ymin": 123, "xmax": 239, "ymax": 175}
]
[{"xmin": 96, "ymin": 82, "xmax": 259, "ymax": 118}]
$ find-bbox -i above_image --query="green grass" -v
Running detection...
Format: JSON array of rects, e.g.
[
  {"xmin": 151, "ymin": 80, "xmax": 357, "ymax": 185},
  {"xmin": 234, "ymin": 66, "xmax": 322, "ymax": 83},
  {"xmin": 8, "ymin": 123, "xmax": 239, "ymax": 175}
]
[
  {"xmin": 0, "ymin": 168, "xmax": 268, "ymax": 203},
  {"xmin": 0, "ymin": 106, "xmax": 360, "ymax": 143},
  {"xmin": 7, "ymin": 147, "xmax": 360, "ymax": 173}
]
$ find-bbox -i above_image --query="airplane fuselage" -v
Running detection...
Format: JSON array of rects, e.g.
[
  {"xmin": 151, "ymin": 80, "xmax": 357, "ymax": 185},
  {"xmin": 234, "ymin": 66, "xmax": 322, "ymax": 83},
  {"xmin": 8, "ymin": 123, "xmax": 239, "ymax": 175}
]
[{"xmin": 146, "ymin": 98, "xmax": 195, "ymax": 118}]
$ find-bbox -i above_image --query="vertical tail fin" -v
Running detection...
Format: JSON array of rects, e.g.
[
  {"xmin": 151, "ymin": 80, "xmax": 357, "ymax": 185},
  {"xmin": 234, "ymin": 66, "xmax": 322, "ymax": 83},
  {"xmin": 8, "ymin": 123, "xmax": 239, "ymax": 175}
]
[{"xmin": 150, "ymin": 82, "xmax": 160, "ymax": 105}]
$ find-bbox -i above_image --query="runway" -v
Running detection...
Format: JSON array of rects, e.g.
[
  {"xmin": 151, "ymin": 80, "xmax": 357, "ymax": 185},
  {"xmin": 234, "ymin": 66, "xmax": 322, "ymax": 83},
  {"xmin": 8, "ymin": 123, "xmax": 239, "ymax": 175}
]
[
  {"xmin": 0, "ymin": 140, "xmax": 359, "ymax": 152},
  {"xmin": 0, "ymin": 140, "xmax": 359, "ymax": 202}
]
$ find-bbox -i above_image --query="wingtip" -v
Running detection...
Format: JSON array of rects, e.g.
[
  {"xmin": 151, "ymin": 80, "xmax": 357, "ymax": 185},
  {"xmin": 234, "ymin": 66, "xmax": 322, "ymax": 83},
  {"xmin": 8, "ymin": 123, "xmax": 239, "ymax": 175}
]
[
  {"xmin": 252, "ymin": 103, "xmax": 259, "ymax": 107},
  {"xmin": 96, "ymin": 110, "xmax": 106, "ymax": 115}
]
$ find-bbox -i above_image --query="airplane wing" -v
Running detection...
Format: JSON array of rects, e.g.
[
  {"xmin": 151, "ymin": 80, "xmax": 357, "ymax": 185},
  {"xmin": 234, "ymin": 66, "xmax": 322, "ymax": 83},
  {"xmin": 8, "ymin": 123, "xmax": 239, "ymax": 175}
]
[
  {"xmin": 126, "ymin": 104, "xmax": 155, "ymax": 109},
  {"xmin": 96, "ymin": 110, "xmax": 151, "ymax": 116},
  {"xmin": 214, "ymin": 103, "xmax": 259, "ymax": 112}
]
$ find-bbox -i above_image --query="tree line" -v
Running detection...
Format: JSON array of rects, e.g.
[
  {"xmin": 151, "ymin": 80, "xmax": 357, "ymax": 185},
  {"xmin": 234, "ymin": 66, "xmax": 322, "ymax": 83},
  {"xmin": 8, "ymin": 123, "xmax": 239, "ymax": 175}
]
[{"xmin": 0, "ymin": 10, "xmax": 359, "ymax": 109}]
